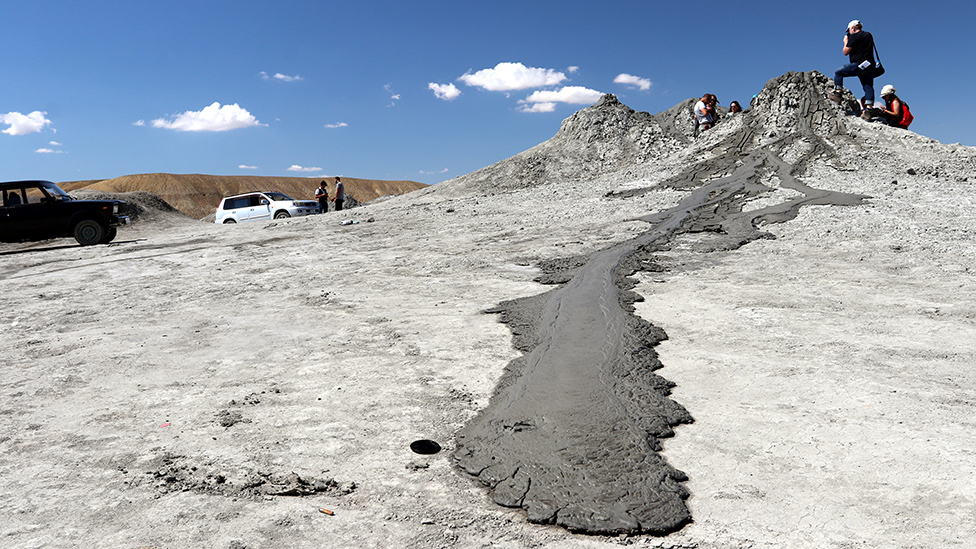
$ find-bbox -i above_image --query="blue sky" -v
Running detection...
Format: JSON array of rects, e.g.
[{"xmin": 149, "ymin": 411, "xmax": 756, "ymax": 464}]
[{"xmin": 2, "ymin": 1, "xmax": 972, "ymax": 186}]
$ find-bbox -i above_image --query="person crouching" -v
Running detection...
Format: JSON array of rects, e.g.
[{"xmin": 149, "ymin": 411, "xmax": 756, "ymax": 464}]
[{"xmin": 877, "ymin": 84, "xmax": 914, "ymax": 129}]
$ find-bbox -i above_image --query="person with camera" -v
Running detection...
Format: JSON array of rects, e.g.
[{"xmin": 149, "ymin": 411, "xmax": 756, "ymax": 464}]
[
  {"xmin": 877, "ymin": 84, "xmax": 914, "ymax": 129},
  {"xmin": 829, "ymin": 20, "xmax": 878, "ymax": 118}
]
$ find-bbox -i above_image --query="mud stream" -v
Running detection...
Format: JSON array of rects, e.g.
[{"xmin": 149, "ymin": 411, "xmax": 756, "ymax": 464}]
[{"xmin": 455, "ymin": 147, "xmax": 867, "ymax": 535}]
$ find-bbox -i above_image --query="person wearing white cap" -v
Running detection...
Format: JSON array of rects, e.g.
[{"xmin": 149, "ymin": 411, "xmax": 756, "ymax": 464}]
[
  {"xmin": 877, "ymin": 84, "xmax": 913, "ymax": 129},
  {"xmin": 828, "ymin": 20, "xmax": 878, "ymax": 116}
]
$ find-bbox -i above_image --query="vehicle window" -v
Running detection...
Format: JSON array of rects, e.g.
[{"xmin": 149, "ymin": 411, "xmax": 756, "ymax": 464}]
[
  {"xmin": 24, "ymin": 186, "xmax": 51, "ymax": 204},
  {"xmin": 226, "ymin": 197, "xmax": 252, "ymax": 210},
  {"xmin": 3, "ymin": 189, "xmax": 25, "ymax": 207},
  {"xmin": 42, "ymin": 184, "xmax": 72, "ymax": 201},
  {"xmin": 250, "ymin": 195, "xmax": 266, "ymax": 207}
]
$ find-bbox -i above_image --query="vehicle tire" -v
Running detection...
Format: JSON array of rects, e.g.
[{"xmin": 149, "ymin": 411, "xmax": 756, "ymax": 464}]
[
  {"xmin": 274, "ymin": 211, "xmax": 291, "ymax": 219},
  {"xmin": 100, "ymin": 227, "xmax": 118, "ymax": 244},
  {"xmin": 73, "ymin": 219, "xmax": 106, "ymax": 246},
  {"xmin": 223, "ymin": 219, "xmax": 237, "ymax": 224}
]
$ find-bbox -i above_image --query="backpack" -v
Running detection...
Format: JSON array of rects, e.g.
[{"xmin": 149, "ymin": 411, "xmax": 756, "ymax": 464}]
[{"xmin": 899, "ymin": 102, "xmax": 914, "ymax": 128}]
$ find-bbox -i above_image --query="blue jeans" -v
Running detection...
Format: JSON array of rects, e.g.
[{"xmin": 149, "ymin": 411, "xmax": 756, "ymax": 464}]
[{"xmin": 834, "ymin": 63, "xmax": 875, "ymax": 105}]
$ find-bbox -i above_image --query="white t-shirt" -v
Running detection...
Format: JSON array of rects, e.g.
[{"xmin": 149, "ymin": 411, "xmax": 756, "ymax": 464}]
[{"xmin": 694, "ymin": 100, "xmax": 712, "ymax": 124}]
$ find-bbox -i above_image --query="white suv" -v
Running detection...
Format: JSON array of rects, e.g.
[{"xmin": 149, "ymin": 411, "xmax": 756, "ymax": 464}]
[{"xmin": 215, "ymin": 191, "xmax": 321, "ymax": 224}]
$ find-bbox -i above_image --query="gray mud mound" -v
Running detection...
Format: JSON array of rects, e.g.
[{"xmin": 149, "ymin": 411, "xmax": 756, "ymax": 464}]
[
  {"xmin": 70, "ymin": 189, "xmax": 193, "ymax": 223},
  {"xmin": 455, "ymin": 70, "xmax": 870, "ymax": 535},
  {"xmin": 138, "ymin": 453, "xmax": 356, "ymax": 499},
  {"xmin": 437, "ymin": 94, "xmax": 691, "ymax": 197}
]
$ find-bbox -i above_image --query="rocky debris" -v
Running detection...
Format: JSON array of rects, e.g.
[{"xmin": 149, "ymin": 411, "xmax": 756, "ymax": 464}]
[
  {"xmin": 139, "ymin": 453, "xmax": 356, "ymax": 499},
  {"xmin": 215, "ymin": 409, "xmax": 249, "ymax": 428},
  {"xmin": 335, "ymin": 195, "xmax": 362, "ymax": 210}
]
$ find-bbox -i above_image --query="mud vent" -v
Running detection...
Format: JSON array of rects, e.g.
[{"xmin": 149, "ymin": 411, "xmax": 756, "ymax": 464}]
[{"xmin": 410, "ymin": 439, "xmax": 441, "ymax": 455}]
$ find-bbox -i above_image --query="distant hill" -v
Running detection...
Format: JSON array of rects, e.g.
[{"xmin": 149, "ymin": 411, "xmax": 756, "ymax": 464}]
[{"xmin": 60, "ymin": 174, "xmax": 427, "ymax": 220}]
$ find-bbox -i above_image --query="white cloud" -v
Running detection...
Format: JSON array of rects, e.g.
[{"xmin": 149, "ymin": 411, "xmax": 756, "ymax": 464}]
[
  {"xmin": 260, "ymin": 71, "xmax": 302, "ymax": 82},
  {"xmin": 238, "ymin": 164, "xmax": 258, "ymax": 170},
  {"xmin": 568, "ymin": 66, "xmax": 580, "ymax": 74},
  {"xmin": 385, "ymin": 84, "xmax": 400, "ymax": 106},
  {"xmin": 287, "ymin": 165, "xmax": 322, "ymax": 172},
  {"xmin": 459, "ymin": 62, "xmax": 567, "ymax": 91},
  {"xmin": 133, "ymin": 120, "xmax": 146, "ymax": 126},
  {"xmin": 419, "ymin": 168, "xmax": 450, "ymax": 175},
  {"xmin": 39, "ymin": 140, "xmax": 66, "ymax": 153},
  {"xmin": 518, "ymin": 102, "xmax": 556, "ymax": 113},
  {"xmin": 2, "ymin": 111, "xmax": 52, "ymax": 135},
  {"xmin": 614, "ymin": 73, "xmax": 652, "ymax": 91},
  {"xmin": 151, "ymin": 102, "xmax": 263, "ymax": 132},
  {"xmin": 429, "ymin": 82, "xmax": 461, "ymax": 101},
  {"xmin": 533, "ymin": 86, "xmax": 605, "ymax": 104},
  {"xmin": 516, "ymin": 86, "xmax": 603, "ymax": 113},
  {"xmin": 325, "ymin": 122, "xmax": 348, "ymax": 129}
]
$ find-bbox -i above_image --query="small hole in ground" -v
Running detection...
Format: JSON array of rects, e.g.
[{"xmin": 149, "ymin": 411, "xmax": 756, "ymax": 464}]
[{"xmin": 410, "ymin": 439, "xmax": 442, "ymax": 455}]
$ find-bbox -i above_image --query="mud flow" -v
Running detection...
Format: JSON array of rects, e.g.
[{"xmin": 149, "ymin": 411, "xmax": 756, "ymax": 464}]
[{"xmin": 455, "ymin": 144, "xmax": 867, "ymax": 535}]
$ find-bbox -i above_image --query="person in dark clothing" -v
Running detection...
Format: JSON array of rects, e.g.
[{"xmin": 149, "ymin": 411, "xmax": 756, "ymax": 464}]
[
  {"xmin": 332, "ymin": 176, "xmax": 344, "ymax": 212},
  {"xmin": 829, "ymin": 20, "xmax": 878, "ymax": 117},
  {"xmin": 315, "ymin": 180, "xmax": 329, "ymax": 213}
]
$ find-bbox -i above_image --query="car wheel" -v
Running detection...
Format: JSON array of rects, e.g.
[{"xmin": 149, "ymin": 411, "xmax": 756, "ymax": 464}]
[
  {"xmin": 74, "ymin": 219, "xmax": 106, "ymax": 246},
  {"xmin": 100, "ymin": 227, "xmax": 118, "ymax": 244},
  {"xmin": 274, "ymin": 211, "xmax": 291, "ymax": 219},
  {"xmin": 223, "ymin": 219, "xmax": 237, "ymax": 224}
]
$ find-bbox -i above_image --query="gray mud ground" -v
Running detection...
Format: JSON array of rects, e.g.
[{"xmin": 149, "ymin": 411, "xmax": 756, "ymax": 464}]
[{"xmin": 2, "ymin": 71, "xmax": 976, "ymax": 548}]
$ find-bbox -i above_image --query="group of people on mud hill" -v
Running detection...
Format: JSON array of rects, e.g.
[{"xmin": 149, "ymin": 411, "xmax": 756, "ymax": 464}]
[
  {"xmin": 693, "ymin": 95, "xmax": 742, "ymax": 136},
  {"xmin": 694, "ymin": 19, "xmax": 913, "ymax": 136},
  {"xmin": 314, "ymin": 176, "xmax": 345, "ymax": 213}
]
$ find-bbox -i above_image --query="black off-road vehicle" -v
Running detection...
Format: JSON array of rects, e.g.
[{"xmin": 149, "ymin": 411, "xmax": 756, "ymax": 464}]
[{"xmin": 1, "ymin": 180, "xmax": 130, "ymax": 246}]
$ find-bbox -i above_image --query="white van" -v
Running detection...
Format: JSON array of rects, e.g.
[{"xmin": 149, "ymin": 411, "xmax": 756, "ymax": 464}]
[{"xmin": 215, "ymin": 191, "xmax": 320, "ymax": 224}]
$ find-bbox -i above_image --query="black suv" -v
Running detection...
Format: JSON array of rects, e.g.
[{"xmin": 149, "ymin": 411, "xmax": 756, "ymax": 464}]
[{"xmin": 1, "ymin": 180, "xmax": 130, "ymax": 246}]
